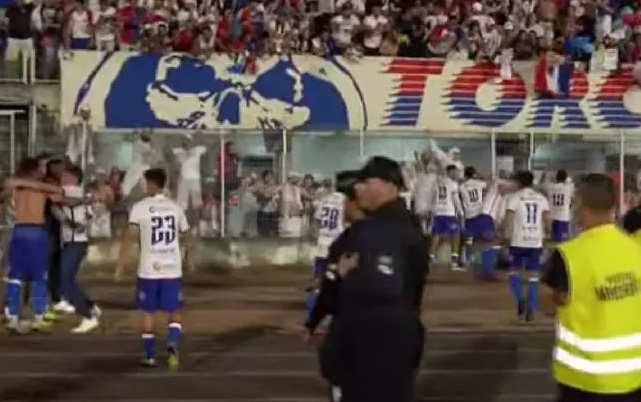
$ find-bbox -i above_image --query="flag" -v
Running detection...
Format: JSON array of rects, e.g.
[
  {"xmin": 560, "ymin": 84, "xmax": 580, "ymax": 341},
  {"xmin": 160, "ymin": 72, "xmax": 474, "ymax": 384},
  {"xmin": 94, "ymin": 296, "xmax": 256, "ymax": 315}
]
[{"xmin": 534, "ymin": 55, "xmax": 572, "ymax": 97}]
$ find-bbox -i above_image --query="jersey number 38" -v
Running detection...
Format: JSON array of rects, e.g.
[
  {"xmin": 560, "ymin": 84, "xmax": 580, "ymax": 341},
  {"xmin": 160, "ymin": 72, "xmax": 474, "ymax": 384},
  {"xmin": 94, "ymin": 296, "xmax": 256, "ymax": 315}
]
[{"xmin": 151, "ymin": 215, "xmax": 177, "ymax": 246}]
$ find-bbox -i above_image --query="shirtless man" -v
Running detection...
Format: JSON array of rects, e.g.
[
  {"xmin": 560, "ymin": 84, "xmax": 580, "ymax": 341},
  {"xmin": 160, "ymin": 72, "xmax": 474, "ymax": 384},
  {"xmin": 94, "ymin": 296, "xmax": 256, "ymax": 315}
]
[{"xmin": 4, "ymin": 157, "xmax": 65, "ymax": 332}]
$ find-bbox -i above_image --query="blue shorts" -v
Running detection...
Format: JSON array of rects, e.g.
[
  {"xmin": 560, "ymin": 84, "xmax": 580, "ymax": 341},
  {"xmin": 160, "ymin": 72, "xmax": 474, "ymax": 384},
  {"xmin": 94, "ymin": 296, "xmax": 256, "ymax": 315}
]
[
  {"xmin": 136, "ymin": 278, "xmax": 183, "ymax": 313},
  {"xmin": 313, "ymin": 257, "xmax": 327, "ymax": 277},
  {"xmin": 509, "ymin": 247, "xmax": 543, "ymax": 271},
  {"xmin": 465, "ymin": 214, "xmax": 496, "ymax": 242},
  {"xmin": 7, "ymin": 224, "xmax": 50, "ymax": 283},
  {"xmin": 432, "ymin": 215, "xmax": 460, "ymax": 236},
  {"xmin": 551, "ymin": 220, "xmax": 570, "ymax": 243}
]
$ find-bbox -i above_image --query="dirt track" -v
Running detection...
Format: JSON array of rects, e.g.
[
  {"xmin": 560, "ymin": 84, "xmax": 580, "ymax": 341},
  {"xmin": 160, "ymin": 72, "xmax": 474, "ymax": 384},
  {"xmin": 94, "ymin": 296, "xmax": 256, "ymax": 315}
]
[
  {"xmin": 0, "ymin": 330, "xmax": 556, "ymax": 402},
  {"xmin": 0, "ymin": 270, "xmax": 558, "ymax": 401}
]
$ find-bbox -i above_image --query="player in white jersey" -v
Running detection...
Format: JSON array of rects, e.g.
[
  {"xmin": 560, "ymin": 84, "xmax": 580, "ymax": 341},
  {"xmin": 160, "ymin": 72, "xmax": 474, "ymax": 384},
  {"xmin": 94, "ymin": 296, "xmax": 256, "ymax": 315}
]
[
  {"xmin": 114, "ymin": 168, "xmax": 190, "ymax": 370},
  {"xmin": 430, "ymin": 165, "xmax": 464, "ymax": 270},
  {"xmin": 305, "ymin": 171, "xmax": 354, "ymax": 327},
  {"xmin": 459, "ymin": 166, "xmax": 487, "ymax": 266},
  {"xmin": 502, "ymin": 171, "xmax": 551, "ymax": 322},
  {"xmin": 543, "ymin": 170, "xmax": 574, "ymax": 243},
  {"xmin": 313, "ymin": 190, "xmax": 346, "ymax": 277}
]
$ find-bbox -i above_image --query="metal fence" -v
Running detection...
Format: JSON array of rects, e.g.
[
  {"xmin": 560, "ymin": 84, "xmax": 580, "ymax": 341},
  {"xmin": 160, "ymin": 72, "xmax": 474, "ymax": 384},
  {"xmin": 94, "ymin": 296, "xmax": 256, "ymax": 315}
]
[{"xmin": 22, "ymin": 125, "xmax": 625, "ymax": 241}]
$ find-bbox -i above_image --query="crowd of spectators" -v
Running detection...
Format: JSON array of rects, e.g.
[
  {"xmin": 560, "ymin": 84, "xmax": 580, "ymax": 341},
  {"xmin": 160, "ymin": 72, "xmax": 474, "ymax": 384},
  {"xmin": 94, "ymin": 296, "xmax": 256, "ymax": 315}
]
[{"xmin": 1, "ymin": 0, "xmax": 641, "ymax": 78}]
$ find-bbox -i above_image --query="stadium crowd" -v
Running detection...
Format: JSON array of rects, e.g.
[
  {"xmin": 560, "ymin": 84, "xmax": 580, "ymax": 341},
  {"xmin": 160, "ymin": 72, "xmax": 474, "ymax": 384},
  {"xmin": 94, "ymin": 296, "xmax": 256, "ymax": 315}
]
[{"xmin": 2, "ymin": 0, "xmax": 641, "ymax": 77}]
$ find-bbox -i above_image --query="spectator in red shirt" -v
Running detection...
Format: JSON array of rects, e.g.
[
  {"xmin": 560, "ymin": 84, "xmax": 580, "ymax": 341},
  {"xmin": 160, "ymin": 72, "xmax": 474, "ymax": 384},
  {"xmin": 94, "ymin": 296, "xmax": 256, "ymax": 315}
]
[{"xmin": 117, "ymin": 0, "xmax": 146, "ymax": 50}]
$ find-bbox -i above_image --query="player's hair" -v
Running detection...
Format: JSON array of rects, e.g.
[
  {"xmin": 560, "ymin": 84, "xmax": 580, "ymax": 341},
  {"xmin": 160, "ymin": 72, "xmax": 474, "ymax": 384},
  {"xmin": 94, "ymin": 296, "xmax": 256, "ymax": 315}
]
[
  {"xmin": 556, "ymin": 169, "xmax": 568, "ymax": 183},
  {"xmin": 17, "ymin": 157, "xmax": 40, "ymax": 176},
  {"xmin": 464, "ymin": 166, "xmax": 476, "ymax": 179},
  {"xmin": 65, "ymin": 164, "xmax": 84, "ymax": 183},
  {"xmin": 446, "ymin": 165, "xmax": 458, "ymax": 173},
  {"xmin": 578, "ymin": 173, "xmax": 616, "ymax": 212},
  {"xmin": 45, "ymin": 158, "xmax": 64, "ymax": 177},
  {"xmin": 144, "ymin": 168, "xmax": 167, "ymax": 189},
  {"xmin": 514, "ymin": 170, "xmax": 534, "ymax": 188},
  {"xmin": 35, "ymin": 152, "xmax": 51, "ymax": 161}
]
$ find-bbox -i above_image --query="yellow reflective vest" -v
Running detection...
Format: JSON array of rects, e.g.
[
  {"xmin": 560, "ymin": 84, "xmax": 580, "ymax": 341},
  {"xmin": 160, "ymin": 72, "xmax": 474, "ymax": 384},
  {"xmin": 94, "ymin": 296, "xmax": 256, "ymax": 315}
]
[{"xmin": 554, "ymin": 224, "xmax": 641, "ymax": 394}]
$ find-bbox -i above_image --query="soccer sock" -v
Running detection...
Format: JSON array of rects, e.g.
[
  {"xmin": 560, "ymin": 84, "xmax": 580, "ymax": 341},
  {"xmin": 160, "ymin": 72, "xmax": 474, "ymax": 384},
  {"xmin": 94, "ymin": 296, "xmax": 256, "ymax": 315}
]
[
  {"xmin": 481, "ymin": 247, "xmax": 500, "ymax": 275},
  {"xmin": 465, "ymin": 239, "xmax": 474, "ymax": 265},
  {"xmin": 306, "ymin": 289, "xmax": 319, "ymax": 321},
  {"xmin": 527, "ymin": 277, "xmax": 539, "ymax": 314},
  {"xmin": 167, "ymin": 322, "xmax": 182, "ymax": 350},
  {"xmin": 142, "ymin": 333, "xmax": 155, "ymax": 360},
  {"xmin": 508, "ymin": 272, "xmax": 524, "ymax": 304},
  {"xmin": 5, "ymin": 280, "xmax": 21, "ymax": 318},
  {"xmin": 31, "ymin": 280, "xmax": 48, "ymax": 318}
]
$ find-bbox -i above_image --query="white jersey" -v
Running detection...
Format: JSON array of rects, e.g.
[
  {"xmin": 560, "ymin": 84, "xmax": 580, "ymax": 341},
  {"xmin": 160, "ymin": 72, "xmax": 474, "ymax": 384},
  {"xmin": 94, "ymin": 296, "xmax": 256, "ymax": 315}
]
[
  {"xmin": 506, "ymin": 188, "xmax": 550, "ymax": 248},
  {"xmin": 129, "ymin": 194, "xmax": 190, "ymax": 279},
  {"xmin": 412, "ymin": 172, "xmax": 437, "ymax": 216},
  {"xmin": 432, "ymin": 176, "xmax": 460, "ymax": 217},
  {"xmin": 459, "ymin": 178, "xmax": 487, "ymax": 219},
  {"xmin": 545, "ymin": 181, "xmax": 574, "ymax": 222},
  {"xmin": 481, "ymin": 180, "xmax": 505, "ymax": 221},
  {"xmin": 173, "ymin": 145, "xmax": 206, "ymax": 180},
  {"xmin": 315, "ymin": 191, "xmax": 346, "ymax": 251}
]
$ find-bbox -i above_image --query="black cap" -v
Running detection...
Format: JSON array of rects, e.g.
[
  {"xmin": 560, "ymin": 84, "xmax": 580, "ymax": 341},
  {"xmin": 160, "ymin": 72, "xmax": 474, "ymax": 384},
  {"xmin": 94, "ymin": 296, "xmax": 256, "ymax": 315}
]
[
  {"xmin": 336, "ymin": 170, "xmax": 360, "ymax": 198},
  {"xmin": 357, "ymin": 156, "xmax": 405, "ymax": 189}
]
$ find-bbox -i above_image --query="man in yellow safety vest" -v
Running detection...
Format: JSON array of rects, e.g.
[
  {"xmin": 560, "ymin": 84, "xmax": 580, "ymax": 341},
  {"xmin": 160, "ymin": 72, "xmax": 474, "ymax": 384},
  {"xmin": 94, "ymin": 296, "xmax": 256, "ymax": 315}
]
[{"xmin": 541, "ymin": 173, "xmax": 641, "ymax": 402}]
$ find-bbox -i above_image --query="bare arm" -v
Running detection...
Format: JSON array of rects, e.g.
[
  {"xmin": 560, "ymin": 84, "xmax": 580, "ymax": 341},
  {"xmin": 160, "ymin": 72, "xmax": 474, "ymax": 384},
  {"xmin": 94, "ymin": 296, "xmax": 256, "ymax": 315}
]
[{"xmin": 8, "ymin": 178, "xmax": 63, "ymax": 194}]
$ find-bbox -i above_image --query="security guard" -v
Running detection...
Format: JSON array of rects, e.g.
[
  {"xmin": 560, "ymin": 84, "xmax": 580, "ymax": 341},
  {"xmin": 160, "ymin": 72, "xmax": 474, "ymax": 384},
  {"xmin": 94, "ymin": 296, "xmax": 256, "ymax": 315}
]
[
  {"xmin": 542, "ymin": 173, "xmax": 641, "ymax": 402},
  {"xmin": 323, "ymin": 156, "xmax": 428, "ymax": 402},
  {"xmin": 306, "ymin": 170, "xmax": 365, "ymax": 402}
]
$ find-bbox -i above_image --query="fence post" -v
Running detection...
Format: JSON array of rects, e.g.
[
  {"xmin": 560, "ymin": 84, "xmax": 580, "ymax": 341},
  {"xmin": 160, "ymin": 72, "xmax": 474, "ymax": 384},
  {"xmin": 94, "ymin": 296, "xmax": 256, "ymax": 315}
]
[
  {"xmin": 527, "ymin": 131, "xmax": 534, "ymax": 171},
  {"xmin": 490, "ymin": 129, "xmax": 496, "ymax": 178},
  {"xmin": 28, "ymin": 103, "xmax": 37, "ymax": 156},
  {"xmin": 281, "ymin": 128, "xmax": 287, "ymax": 184},
  {"xmin": 619, "ymin": 129, "xmax": 625, "ymax": 216},
  {"xmin": 219, "ymin": 130, "xmax": 226, "ymax": 238},
  {"xmin": 9, "ymin": 113, "xmax": 15, "ymax": 174}
]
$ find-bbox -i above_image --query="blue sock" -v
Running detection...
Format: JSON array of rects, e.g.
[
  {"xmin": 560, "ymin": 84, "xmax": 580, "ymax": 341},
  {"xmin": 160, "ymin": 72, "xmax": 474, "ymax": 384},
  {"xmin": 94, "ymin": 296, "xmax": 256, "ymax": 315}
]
[
  {"xmin": 527, "ymin": 279, "xmax": 539, "ymax": 314},
  {"xmin": 313, "ymin": 258, "xmax": 326, "ymax": 278},
  {"xmin": 508, "ymin": 273, "xmax": 524, "ymax": 304},
  {"xmin": 168, "ymin": 322, "xmax": 182, "ymax": 350},
  {"xmin": 142, "ymin": 333, "xmax": 155, "ymax": 360},
  {"xmin": 306, "ymin": 290, "xmax": 319, "ymax": 321},
  {"xmin": 31, "ymin": 280, "xmax": 47, "ymax": 317},
  {"xmin": 465, "ymin": 240, "xmax": 474, "ymax": 265},
  {"xmin": 5, "ymin": 280, "xmax": 21, "ymax": 318}
]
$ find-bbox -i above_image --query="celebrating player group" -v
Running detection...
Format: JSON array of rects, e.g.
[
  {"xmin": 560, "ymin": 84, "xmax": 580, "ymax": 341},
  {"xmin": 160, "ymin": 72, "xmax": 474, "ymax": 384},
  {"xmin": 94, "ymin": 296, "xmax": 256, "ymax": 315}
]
[{"xmin": 309, "ymin": 143, "xmax": 575, "ymax": 326}]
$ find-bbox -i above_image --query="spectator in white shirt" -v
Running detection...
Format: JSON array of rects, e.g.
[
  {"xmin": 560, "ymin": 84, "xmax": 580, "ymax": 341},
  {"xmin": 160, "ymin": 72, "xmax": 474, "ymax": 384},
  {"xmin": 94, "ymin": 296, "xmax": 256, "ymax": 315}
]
[
  {"xmin": 331, "ymin": 4, "xmax": 360, "ymax": 53},
  {"xmin": 362, "ymin": 5, "xmax": 387, "ymax": 56},
  {"xmin": 54, "ymin": 165, "xmax": 101, "ymax": 334},
  {"xmin": 172, "ymin": 134, "xmax": 207, "ymax": 219},
  {"xmin": 64, "ymin": 0, "xmax": 94, "ymax": 50},
  {"xmin": 93, "ymin": 0, "xmax": 117, "ymax": 51}
]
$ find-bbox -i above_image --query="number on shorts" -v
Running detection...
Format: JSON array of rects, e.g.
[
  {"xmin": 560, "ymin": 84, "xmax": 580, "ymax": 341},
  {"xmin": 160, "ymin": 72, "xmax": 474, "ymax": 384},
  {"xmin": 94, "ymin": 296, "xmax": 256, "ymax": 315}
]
[
  {"xmin": 438, "ymin": 185, "xmax": 447, "ymax": 200},
  {"xmin": 552, "ymin": 193, "xmax": 565, "ymax": 207},
  {"xmin": 151, "ymin": 215, "xmax": 177, "ymax": 246},
  {"xmin": 525, "ymin": 203, "xmax": 538, "ymax": 224},
  {"xmin": 468, "ymin": 189, "xmax": 480, "ymax": 204},
  {"xmin": 320, "ymin": 207, "xmax": 339, "ymax": 231}
]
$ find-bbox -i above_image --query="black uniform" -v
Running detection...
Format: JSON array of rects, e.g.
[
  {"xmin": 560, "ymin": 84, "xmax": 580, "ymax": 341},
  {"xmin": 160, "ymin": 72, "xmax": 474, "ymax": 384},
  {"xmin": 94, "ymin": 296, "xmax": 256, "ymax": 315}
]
[{"xmin": 321, "ymin": 198, "xmax": 429, "ymax": 402}]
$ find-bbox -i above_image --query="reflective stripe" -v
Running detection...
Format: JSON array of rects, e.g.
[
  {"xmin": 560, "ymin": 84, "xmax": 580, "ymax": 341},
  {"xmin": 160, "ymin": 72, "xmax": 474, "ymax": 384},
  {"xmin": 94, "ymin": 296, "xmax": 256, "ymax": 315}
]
[
  {"xmin": 558, "ymin": 324, "xmax": 641, "ymax": 353},
  {"xmin": 555, "ymin": 346, "xmax": 641, "ymax": 374}
]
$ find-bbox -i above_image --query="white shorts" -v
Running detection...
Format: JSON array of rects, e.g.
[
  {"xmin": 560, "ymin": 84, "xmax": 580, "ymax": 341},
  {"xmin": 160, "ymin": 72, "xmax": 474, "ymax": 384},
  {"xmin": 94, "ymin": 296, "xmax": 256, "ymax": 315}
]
[{"xmin": 177, "ymin": 178, "xmax": 202, "ymax": 210}]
